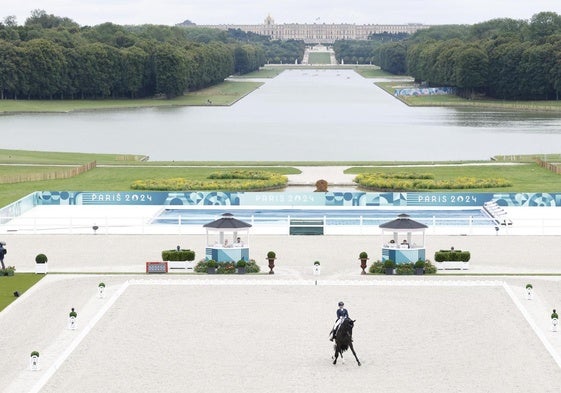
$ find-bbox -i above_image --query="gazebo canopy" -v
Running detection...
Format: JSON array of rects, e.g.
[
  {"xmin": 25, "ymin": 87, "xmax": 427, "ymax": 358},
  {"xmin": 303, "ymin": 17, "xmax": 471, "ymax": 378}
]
[
  {"xmin": 379, "ymin": 213, "xmax": 428, "ymax": 231},
  {"xmin": 203, "ymin": 213, "xmax": 252, "ymax": 230}
]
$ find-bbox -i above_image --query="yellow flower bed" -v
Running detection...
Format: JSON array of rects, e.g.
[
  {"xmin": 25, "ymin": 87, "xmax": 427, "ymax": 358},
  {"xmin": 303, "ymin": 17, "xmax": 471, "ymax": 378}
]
[
  {"xmin": 354, "ymin": 173, "xmax": 511, "ymax": 191},
  {"xmin": 131, "ymin": 170, "xmax": 287, "ymax": 191}
]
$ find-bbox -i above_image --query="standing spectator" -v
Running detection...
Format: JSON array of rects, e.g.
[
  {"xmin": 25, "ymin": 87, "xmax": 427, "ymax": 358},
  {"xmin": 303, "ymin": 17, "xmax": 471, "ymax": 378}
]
[{"xmin": 0, "ymin": 242, "xmax": 6, "ymax": 270}]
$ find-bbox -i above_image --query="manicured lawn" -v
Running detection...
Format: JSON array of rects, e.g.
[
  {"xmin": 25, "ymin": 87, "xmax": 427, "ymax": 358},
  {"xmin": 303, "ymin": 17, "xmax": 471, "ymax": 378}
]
[
  {"xmin": 0, "ymin": 151, "xmax": 300, "ymax": 206},
  {"xmin": 354, "ymin": 68, "xmax": 399, "ymax": 78},
  {"xmin": 0, "ymin": 150, "xmax": 145, "ymax": 165},
  {"xmin": 0, "ymin": 81, "xmax": 262, "ymax": 113},
  {"xmin": 347, "ymin": 163, "xmax": 561, "ymax": 192},
  {"xmin": 307, "ymin": 52, "xmax": 332, "ymax": 64},
  {"xmin": 231, "ymin": 68, "xmax": 285, "ymax": 78},
  {"xmin": 376, "ymin": 81, "xmax": 561, "ymax": 112},
  {"xmin": 0, "ymin": 274, "xmax": 43, "ymax": 312}
]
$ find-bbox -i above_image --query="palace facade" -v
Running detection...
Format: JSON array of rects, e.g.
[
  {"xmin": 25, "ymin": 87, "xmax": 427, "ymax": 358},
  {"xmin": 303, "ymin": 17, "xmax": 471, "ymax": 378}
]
[{"xmin": 199, "ymin": 15, "xmax": 430, "ymax": 44}]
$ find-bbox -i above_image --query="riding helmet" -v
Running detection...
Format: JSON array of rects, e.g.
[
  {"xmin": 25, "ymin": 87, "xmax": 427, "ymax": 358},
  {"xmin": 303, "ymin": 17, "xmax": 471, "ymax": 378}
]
[{"xmin": 338, "ymin": 301, "xmax": 344, "ymax": 306}]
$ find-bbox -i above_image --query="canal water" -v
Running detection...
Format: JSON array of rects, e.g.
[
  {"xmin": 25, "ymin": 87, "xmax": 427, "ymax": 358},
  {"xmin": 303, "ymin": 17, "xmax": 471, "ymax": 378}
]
[{"xmin": 2, "ymin": 68, "xmax": 561, "ymax": 161}]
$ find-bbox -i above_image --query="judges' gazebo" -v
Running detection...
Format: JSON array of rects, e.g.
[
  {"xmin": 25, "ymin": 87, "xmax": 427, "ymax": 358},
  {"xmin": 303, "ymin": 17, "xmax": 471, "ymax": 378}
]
[
  {"xmin": 203, "ymin": 213, "xmax": 251, "ymax": 262},
  {"xmin": 379, "ymin": 213, "xmax": 427, "ymax": 264}
]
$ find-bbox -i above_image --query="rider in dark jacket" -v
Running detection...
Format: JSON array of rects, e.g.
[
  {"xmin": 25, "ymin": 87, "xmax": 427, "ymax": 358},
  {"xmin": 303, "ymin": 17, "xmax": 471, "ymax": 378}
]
[{"xmin": 329, "ymin": 301, "xmax": 349, "ymax": 341}]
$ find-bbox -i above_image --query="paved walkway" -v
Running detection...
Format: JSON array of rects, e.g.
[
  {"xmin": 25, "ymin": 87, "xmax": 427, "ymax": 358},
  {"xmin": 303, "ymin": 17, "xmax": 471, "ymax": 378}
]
[{"xmin": 286, "ymin": 166, "xmax": 355, "ymax": 186}]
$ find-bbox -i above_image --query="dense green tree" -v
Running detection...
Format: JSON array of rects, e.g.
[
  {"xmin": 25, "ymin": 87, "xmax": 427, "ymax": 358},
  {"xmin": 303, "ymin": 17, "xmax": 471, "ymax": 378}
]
[
  {"xmin": 519, "ymin": 43, "xmax": 555, "ymax": 99},
  {"xmin": 0, "ymin": 16, "xmax": 20, "ymax": 40},
  {"xmin": 528, "ymin": 12, "xmax": 561, "ymax": 42},
  {"xmin": 74, "ymin": 43, "xmax": 120, "ymax": 98},
  {"xmin": 117, "ymin": 46, "xmax": 148, "ymax": 98},
  {"xmin": 20, "ymin": 39, "xmax": 66, "ymax": 98},
  {"xmin": 152, "ymin": 43, "xmax": 188, "ymax": 98},
  {"xmin": 377, "ymin": 42, "xmax": 407, "ymax": 74},
  {"xmin": 24, "ymin": 9, "xmax": 79, "ymax": 30},
  {"xmin": 486, "ymin": 41, "xmax": 517, "ymax": 98},
  {"xmin": 455, "ymin": 46, "xmax": 489, "ymax": 97},
  {"xmin": 0, "ymin": 40, "xmax": 18, "ymax": 99},
  {"xmin": 333, "ymin": 40, "xmax": 378, "ymax": 64},
  {"xmin": 432, "ymin": 39, "xmax": 464, "ymax": 85}
]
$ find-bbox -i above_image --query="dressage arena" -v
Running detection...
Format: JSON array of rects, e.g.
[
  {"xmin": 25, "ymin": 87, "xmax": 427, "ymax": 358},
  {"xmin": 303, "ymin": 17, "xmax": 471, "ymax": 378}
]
[
  {"xmin": 2, "ymin": 199, "xmax": 561, "ymax": 391},
  {"xmin": 3, "ymin": 277, "xmax": 561, "ymax": 393}
]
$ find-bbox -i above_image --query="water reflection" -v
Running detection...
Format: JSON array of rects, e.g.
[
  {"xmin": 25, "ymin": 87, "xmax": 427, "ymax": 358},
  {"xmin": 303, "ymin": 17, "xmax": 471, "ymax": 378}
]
[
  {"xmin": 1, "ymin": 69, "xmax": 561, "ymax": 161},
  {"xmin": 447, "ymin": 107, "xmax": 561, "ymax": 130}
]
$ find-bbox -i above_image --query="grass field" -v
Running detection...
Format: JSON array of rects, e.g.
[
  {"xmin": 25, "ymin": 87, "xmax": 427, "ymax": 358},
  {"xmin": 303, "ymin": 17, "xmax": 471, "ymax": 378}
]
[
  {"xmin": 1, "ymin": 149, "xmax": 561, "ymax": 208},
  {"xmin": 0, "ymin": 81, "xmax": 262, "ymax": 113},
  {"xmin": 307, "ymin": 52, "xmax": 332, "ymax": 64},
  {"xmin": 353, "ymin": 67, "xmax": 400, "ymax": 78},
  {"xmin": 346, "ymin": 163, "xmax": 561, "ymax": 192},
  {"xmin": 231, "ymin": 68, "xmax": 285, "ymax": 78},
  {"xmin": 0, "ymin": 150, "xmax": 303, "ymax": 207},
  {"xmin": 0, "ymin": 274, "xmax": 44, "ymax": 311},
  {"xmin": 376, "ymin": 81, "xmax": 561, "ymax": 112}
]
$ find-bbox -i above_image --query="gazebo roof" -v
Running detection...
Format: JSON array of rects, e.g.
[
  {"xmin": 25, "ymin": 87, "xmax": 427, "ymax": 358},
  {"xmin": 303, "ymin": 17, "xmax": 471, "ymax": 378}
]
[
  {"xmin": 379, "ymin": 213, "xmax": 428, "ymax": 230},
  {"xmin": 203, "ymin": 213, "xmax": 252, "ymax": 230}
]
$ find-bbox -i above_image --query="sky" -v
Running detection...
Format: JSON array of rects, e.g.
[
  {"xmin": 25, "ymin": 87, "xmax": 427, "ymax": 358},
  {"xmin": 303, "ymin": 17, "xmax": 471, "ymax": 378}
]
[{"xmin": 3, "ymin": 0, "xmax": 561, "ymax": 27}]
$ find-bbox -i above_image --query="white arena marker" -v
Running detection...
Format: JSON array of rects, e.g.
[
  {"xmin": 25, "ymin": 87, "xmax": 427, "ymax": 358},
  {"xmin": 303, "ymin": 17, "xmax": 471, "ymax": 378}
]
[
  {"xmin": 28, "ymin": 281, "xmax": 130, "ymax": 393},
  {"xmin": 503, "ymin": 282, "xmax": 561, "ymax": 369}
]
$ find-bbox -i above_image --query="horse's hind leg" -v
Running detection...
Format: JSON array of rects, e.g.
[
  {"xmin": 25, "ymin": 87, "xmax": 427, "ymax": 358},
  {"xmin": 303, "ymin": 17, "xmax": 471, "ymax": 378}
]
[{"xmin": 349, "ymin": 343, "xmax": 361, "ymax": 366}]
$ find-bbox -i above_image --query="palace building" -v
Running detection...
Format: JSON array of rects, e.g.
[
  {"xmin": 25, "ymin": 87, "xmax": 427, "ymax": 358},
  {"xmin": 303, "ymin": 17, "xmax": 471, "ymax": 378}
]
[{"xmin": 198, "ymin": 15, "xmax": 430, "ymax": 44}]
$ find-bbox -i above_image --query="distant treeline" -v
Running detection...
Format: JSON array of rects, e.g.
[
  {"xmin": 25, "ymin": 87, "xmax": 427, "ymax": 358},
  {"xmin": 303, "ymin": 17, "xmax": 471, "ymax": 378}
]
[
  {"xmin": 374, "ymin": 12, "xmax": 561, "ymax": 100},
  {"xmin": 0, "ymin": 10, "xmax": 305, "ymax": 99},
  {"xmin": 333, "ymin": 33, "xmax": 410, "ymax": 65}
]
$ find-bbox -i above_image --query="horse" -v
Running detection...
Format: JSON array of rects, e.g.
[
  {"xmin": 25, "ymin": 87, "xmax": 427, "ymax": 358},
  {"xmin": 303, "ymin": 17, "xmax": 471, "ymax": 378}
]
[{"xmin": 332, "ymin": 318, "xmax": 361, "ymax": 366}]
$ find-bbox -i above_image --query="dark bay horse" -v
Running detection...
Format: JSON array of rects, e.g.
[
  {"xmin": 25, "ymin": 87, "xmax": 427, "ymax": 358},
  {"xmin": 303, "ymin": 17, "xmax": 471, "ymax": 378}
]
[{"xmin": 332, "ymin": 318, "xmax": 361, "ymax": 366}]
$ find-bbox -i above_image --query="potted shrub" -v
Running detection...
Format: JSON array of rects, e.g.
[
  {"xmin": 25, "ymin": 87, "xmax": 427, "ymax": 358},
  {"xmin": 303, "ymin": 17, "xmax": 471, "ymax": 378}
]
[
  {"xmin": 359, "ymin": 251, "xmax": 369, "ymax": 275},
  {"xmin": 35, "ymin": 253, "xmax": 48, "ymax": 274},
  {"xmin": 30, "ymin": 351, "xmax": 40, "ymax": 371},
  {"xmin": 206, "ymin": 260, "xmax": 217, "ymax": 274},
  {"xmin": 1, "ymin": 265, "xmax": 15, "ymax": 276},
  {"xmin": 423, "ymin": 260, "xmax": 437, "ymax": 275},
  {"xmin": 396, "ymin": 262, "xmax": 414, "ymax": 275},
  {"xmin": 526, "ymin": 283, "xmax": 533, "ymax": 299},
  {"xmin": 368, "ymin": 261, "xmax": 384, "ymax": 274},
  {"xmin": 245, "ymin": 259, "xmax": 261, "ymax": 274},
  {"xmin": 383, "ymin": 259, "xmax": 395, "ymax": 275},
  {"xmin": 68, "ymin": 307, "xmax": 78, "ymax": 330},
  {"xmin": 266, "ymin": 251, "xmax": 276, "ymax": 274},
  {"xmin": 552, "ymin": 309, "xmax": 559, "ymax": 332},
  {"xmin": 97, "ymin": 282, "xmax": 106, "ymax": 298},
  {"xmin": 236, "ymin": 259, "xmax": 247, "ymax": 274},
  {"xmin": 434, "ymin": 249, "xmax": 470, "ymax": 270},
  {"xmin": 162, "ymin": 249, "xmax": 196, "ymax": 270},
  {"xmin": 313, "ymin": 260, "xmax": 321, "ymax": 275},
  {"xmin": 217, "ymin": 262, "xmax": 235, "ymax": 274},
  {"xmin": 414, "ymin": 259, "xmax": 425, "ymax": 275}
]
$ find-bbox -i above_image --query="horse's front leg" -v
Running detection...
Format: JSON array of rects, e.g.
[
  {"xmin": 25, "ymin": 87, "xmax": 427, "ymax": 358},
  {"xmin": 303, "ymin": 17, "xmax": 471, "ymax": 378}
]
[
  {"xmin": 332, "ymin": 345, "xmax": 339, "ymax": 365},
  {"xmin": 349, "ymin": 343, "xmax": 361, "ymax": 366}
]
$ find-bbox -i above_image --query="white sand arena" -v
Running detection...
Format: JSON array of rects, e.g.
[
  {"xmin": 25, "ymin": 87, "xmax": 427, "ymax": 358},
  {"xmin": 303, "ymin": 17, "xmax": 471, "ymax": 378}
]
[{"xmin": 1, "ymin": 277, "xmax": 561, "ymax": 392}]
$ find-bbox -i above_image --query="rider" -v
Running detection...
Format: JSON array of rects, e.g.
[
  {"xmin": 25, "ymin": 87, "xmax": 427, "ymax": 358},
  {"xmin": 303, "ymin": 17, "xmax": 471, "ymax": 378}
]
[{"xmin": 329, "ymin": 301, "xmax": 349, "ymax": 341}]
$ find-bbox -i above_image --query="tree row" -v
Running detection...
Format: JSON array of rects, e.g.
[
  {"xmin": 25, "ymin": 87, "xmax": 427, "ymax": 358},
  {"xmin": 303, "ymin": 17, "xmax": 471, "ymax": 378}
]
[
  {"xmin": 375, "ymin": 12, "xmax": 561, "ymax": 100},
  {"xmin": 0, "ymin": 10, "xmax": 305, "ymax": 100}
]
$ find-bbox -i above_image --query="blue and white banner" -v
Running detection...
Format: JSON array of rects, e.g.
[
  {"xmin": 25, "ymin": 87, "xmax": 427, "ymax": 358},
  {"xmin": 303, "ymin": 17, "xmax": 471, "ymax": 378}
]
[{"xmin": 31, "ymin": 191, "xmax": 561, "ymax": 207}]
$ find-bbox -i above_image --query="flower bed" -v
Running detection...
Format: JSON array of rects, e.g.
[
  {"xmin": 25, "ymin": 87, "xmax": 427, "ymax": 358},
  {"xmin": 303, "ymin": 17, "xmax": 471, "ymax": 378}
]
[{"xmin": 194, "ymin": 259, "xmax": 260, "ymax": 274}]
